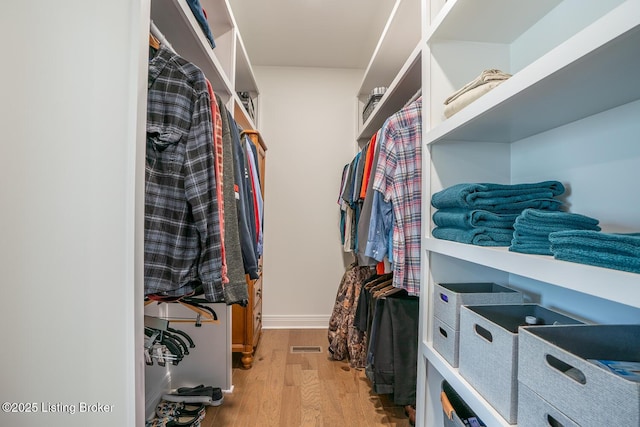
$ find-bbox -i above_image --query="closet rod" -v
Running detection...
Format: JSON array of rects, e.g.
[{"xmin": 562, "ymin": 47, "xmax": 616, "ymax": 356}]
[
  {"xmin": 404, "ymin": 88, "xmax": 422, "ymax": 107},
  {"xmin": 144, "ymin": 315, "xmax": 169, "ymax": 331},
  {"xmin": 150, "ymin": 20, "xmax": 175, "ymax": 53}
]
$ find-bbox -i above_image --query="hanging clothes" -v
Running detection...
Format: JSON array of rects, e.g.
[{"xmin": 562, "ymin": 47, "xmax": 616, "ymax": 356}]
[
  {"xmin": 364, "ymin": 292, "xmax": 419, "ymax": 406},
  {"xmin": 371, "ymin": 96, "xmax": 422, "ymax": 295},
  {"xmin": 145, "ymin": 44, "xmax": 223, "ymax": 302},
  {"xmin": 206, "ymin": 79, "xmax": 228, "ymax": 285},
  {"xmin": 244, "ymin": 135, "xmax": 264, "ymax": 257},
  {"xmin": 341, "ymin": 151, "xmax": 362, "ymax": 252},
  {"xmin": 229, "ymin": 113, "xmax": 259, "ymax": 280},
  {"xmin": 357, "ymin": 134, "xmax": 381, "ymax": 270},
  {"xmin": 215, "ymin": 94, "xmax": 250, "ymax": 305},
  {"xmin": 327, "ymin": 263, "xmax": 375, "ymax": 365}
]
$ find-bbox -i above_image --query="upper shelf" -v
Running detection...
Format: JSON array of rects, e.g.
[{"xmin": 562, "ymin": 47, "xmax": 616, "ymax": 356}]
[
  {"xmin": 232, "ymin": 94, "xmax": 256, "ymax": 130},
  {"xmin": 357, "ymin": 43, "xmax": 422, "ymax": 144},
  {"xmin": 424, "ymin": 0, "xmax": 640, "ymax": 145},
  {"xmin": 151, "ymin": 0, "xmax": 233, "ymax": 98},
  {"xmin": 423, "ymin": 238, "xmax": 640, "ymax": 309},
  {"xmin": 234, "ymin": 31, "xmax": 259, "ymax": 95},
  {"xmin": 357, "ymin": 0, "xmax": 421, "ymax": 98},
  {"xmin": 151, "ymin": 0, "xmax": 260, "ymax": 128},
  {"xmin": 201, "ymin": 0, "xmax": 234, "ymax": 36},
  {"xmin": 427, "ymin": 0, "xmax": 563, "ymax": 44}
]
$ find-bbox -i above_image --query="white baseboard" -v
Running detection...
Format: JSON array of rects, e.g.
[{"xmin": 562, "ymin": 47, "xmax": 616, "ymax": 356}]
[{"xmin": 262, "ymin": 314, "xmax": 329, "ymax": 329}]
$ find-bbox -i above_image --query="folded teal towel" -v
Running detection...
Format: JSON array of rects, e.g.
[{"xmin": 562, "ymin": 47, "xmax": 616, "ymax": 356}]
[
  {"xmin": 431, "ymin": 181, "xmax": 565, "ymax": 211},
  {"xmin": 509, "ymin": 243, "xmax": 554, "ymax": 255},
  {"xmin": 433, "ymin": 226, "xmax": 513, "ymax": 247},
  {"xmin": 510, "ymin": 233, "xmax": 553, "ymax": 255},
  {"xmin": 514, "ymin": 209, "xmax": 600, "ymax": 237},
  {"xmin": 509, "ymin": 209, "xmax": 601, "ymax": 255},
  {"xmin": 509, "ymin": 234, "xmax": 552, "ymax": 254},
  {"xmin": 512, "ymin": 233, "xmax": 550, "ymax": 244},
  {"xmin": 549, "ymin": 230, "xmax": 640, "ymax": 274},
  {"xmin": 433, "ymin": 208, "xmax": 518, "ymax": 229}
]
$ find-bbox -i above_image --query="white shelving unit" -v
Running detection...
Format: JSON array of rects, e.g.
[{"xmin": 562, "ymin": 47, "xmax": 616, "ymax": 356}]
[
  {"xmin": 356, "ymin": 0, "xmax": 422, "ymax": 144},
  {"xmin": 145, "ymin": 0, "xmax": 263, "ymax": 412},
  {"xmin": 418, "ymin": 1, "xmax": 640, "ymax": 426},
  {"xmin": 151, "ymin": 0, "xmax": 260, "ymax": 129},
  {"xmin": 358, "ymin": 43, "xmax": 422, "ymax": 144}
]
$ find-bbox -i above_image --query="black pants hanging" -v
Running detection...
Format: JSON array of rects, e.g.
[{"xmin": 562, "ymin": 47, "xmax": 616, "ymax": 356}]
[{"xmin": 365, "ymin": 293, "xmax": 419, "ymax": 406}]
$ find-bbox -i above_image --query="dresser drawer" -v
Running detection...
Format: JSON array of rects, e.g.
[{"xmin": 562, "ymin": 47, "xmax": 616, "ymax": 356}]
[
  {"xmin": 253, "ymin": 276, "xmax": 262, "ymax": 306},
  {"xmin": 252, "ymin": 308, "xmax": 262, "ymax": 347}
]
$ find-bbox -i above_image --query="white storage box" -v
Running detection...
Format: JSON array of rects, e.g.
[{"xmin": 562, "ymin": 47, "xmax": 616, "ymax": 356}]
[
  {"xmin": 434, "ymin": 282, "xmax": 522, "ymax": 331},
  {"xmin": 458, "ymin": 304, "xmax": 582, "ymax": 424},
  {"xmin": 518, "ymin": 324, "xmax": 640, "ymax": 427},
  {"xmin": 433, "ymin": 316, "xmax": 460, "ymax": 367}
]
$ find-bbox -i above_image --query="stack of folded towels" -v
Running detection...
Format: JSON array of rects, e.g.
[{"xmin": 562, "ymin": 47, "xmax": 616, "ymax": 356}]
[
  {"xmin": 509, "ymin": 209, "xmax": 601, "ymax": 255},
  {"xmin": 431, "ymin": 181, "xmax": 565, "ymax": 246},
  {"xmin": 549, "ymin": 230, "xmax": 640, "ymax": 274},
  {"xmin": 444, "ymin": 69, "xmax": 512, "ymax": 118}
]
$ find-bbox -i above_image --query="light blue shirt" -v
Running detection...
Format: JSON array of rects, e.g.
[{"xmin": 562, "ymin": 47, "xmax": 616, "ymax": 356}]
[{"xmin": 365, "ymin": 189, "xmax": 394, "ymax": 263}]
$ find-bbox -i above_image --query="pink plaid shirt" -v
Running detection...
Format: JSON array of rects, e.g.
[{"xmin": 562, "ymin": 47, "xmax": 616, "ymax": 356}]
[{"xmin": 372, "ymin": 97, "xmax": 422, "ymax": 295}]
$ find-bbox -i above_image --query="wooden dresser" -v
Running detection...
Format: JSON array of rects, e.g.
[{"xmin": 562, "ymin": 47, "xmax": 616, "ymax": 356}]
[{"xmin": 232, "ymin": 130, "xmax": 266, "ymax": 369}]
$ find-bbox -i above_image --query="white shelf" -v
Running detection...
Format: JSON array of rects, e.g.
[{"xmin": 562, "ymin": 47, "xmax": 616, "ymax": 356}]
[
  {"xmin": 424, "ymin": 0, "xmax": 640, "ymax": 145},
  {"xmin": 424, "ymin": 238, "xmax": 640, "ymax": 309},
  {"xmin": 357, "ymin": 43, "xmax": 422, "ymax": 143},
  {"xmin": 151, "ymin": 0, "xmax": 234, "ymax": 98},
  {"xmin": 358, "ymin": 0, "xmax": 421, "ymax": 98},
  {"xmin": 201, "ymin": 0, "xmax": 234, "ymax": 36},
  {"xmin": 232, "ymin": 93, "xmax": 257, "ymax": 130},
  {"xmin": 234, "ymin": 31, "xmax": 259, "ymax": 95},
  {"xmin": 422, "ymin": 342, "xmax": 513, "ymax": 427},
  {"xmin": 426, "ymin": 0, "xmax": 563, "ymax": 44},
  {"xmin": 233, "ymin": 31, "xmax": 259, "ymax": 128},
  {"xmin": 418, "ymin": 2, "xmax": 640, "ymax": 427}
]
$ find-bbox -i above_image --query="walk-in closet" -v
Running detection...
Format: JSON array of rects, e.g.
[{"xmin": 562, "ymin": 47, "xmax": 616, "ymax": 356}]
[{"xmin": 2, "ymin": 1, "xmax": 639, "ymax": 427}]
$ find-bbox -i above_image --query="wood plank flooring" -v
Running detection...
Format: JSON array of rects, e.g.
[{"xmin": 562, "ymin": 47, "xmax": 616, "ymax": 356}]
[{"xmin": 200, "ymin": 329, "xmax": 412, "ymax": 426}]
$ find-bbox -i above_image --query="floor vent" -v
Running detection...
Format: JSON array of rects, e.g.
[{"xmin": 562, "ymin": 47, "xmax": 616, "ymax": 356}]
[{"xmin": 290, "ymin": 345, "xmax": 322, "ymax": 353}]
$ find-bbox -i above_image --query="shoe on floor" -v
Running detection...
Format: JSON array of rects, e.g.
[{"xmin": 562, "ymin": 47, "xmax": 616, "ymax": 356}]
[
  {"xmin": 155, "ymin": 400, "xmax": 206, "ymax": 419},
  {"xmin": 163, "ymin": 385, "xmax": 224, "ymax": 406},
  {"xmin": 404, "ymin": 404, "xmax": 416, "ymax": 426},
  {"xmin": 146, "ymin": 413, "xmax": 201, "ymax": 427}
]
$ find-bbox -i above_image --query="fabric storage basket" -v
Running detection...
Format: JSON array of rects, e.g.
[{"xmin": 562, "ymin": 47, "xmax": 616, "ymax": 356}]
[
  {"xmin": 458, "ymin": 304, "xmax": 582, "ymax": 424},
  {"xmin": 517, "ymin": 383, "xmax": 579, "ymax": 427},
  {"xmin": 441, "ymin": 381, "xmax": 486, "ymax": 427},
  {"xmin": 518, "ymin": 324, "xmax": 640, "ymax": 427},
  {"xmin": 434, "ymin": 282, "xmax": 523, "ymax": 331},
  {"xmin": 433, "ymin": 316, "xmax": 460, "ymax": 367}
]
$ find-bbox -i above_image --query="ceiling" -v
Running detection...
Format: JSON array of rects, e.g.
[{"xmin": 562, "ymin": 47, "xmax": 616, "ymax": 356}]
[{"xmin": 228, "ymin": 0, "xmax": 396, "ymax": 69}]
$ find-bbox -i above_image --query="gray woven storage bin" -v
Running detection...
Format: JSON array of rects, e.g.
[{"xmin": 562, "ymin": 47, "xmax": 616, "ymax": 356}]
[
  {"xmin": 458, "ymin": 304, "xmax": 582, "ymax": 424},
  {"xmin": 434, "ymin": 282, "xmax": 522, "ymax": 330},
  {"xmin": 433, "ymin": 316, "xmax": 460, "ymax": 367},
  {"xmin": 517, "ymin": 383, "xmax": 579, "ymax": 427},
  {"xmin": 519, "ymin": 324, "xmax": 640, "ymax": 427}
]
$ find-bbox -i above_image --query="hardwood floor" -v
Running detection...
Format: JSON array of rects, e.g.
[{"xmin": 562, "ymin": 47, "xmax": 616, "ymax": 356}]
[{"xmin": 200, "ymin": 329, "xmax": 412, "ymax": 426}]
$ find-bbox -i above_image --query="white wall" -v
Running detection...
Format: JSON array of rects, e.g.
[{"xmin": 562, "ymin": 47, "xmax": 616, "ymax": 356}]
[
  {"xmin": 254, "ymin": 66, "xmax": 363, "ymax": 328},
  {"xmin": 0, "ymin": 1, "xmax": 148, "ymax": 426}
]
